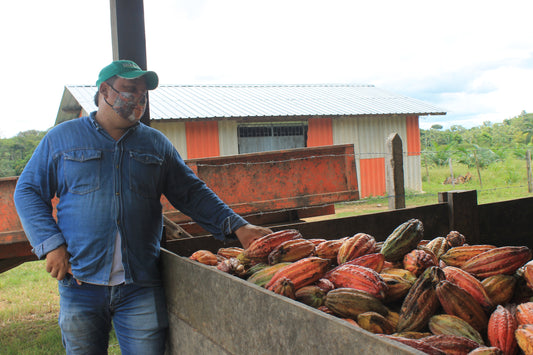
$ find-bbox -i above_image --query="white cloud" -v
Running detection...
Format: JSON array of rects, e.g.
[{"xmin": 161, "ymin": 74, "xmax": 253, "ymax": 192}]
[{"xmin": 2, "ymin": 0, "xmax": 533, "ymax": 137}]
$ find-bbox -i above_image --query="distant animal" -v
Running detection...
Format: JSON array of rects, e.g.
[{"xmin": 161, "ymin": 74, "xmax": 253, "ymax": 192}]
[{"xmin": 443, "ymin": 172, "xmax": 472, "ymax": 185}]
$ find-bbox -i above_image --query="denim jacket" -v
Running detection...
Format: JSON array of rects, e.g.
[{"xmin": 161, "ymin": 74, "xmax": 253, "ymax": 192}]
[{"xmin": 14, "ymin": 112, "xmax": 248, "ymax": 286}]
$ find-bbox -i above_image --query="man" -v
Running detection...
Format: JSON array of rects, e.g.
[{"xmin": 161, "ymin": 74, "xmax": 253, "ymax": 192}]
[{"xmin": 14, "ymin": 60, "xmax": 271, "ymax": 354}]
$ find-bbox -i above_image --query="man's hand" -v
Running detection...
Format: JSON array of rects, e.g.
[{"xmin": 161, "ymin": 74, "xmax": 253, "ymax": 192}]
[
  {"xmin": 234, "ymin": 224, "xmax": 272, "ymax": 249},
  {"xmin": 45, "ymin": 245, "xmax": 75, "ymax": 282}
]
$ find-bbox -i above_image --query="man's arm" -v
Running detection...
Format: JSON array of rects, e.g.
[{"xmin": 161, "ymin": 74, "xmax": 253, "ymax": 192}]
[
  {"xmin": 14, "ymin": 136, "xmax": 66, "ymax": 259},
  {"xmin": 234, "ymin": 224, "xmax": 273, "ymax": 249}
]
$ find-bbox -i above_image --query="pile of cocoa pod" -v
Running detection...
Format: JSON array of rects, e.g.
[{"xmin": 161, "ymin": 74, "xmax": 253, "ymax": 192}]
[{"xmin": 189, "ymin": 219, "xmax": 533, "ymax": 355}]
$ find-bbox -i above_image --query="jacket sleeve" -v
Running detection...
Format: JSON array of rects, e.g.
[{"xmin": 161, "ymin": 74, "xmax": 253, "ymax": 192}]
[
  {"xmin": 162, "ymin": 148, "xmax": 248, "ymax": 241},
  {"xmin": 14, "ymin": 136, "xmax": 65, "ymax": 259}
]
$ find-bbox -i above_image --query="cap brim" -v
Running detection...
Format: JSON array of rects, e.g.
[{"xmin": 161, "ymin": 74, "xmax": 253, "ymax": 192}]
[{"xmin": 118, "ymin": 70, "xmax": 159, "ymax": 90}]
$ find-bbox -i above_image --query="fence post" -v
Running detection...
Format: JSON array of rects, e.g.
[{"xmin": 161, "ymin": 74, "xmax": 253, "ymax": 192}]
[
  {"xmin": 438, "ymin": 190, "xmax": 480, "ymax": 244},
  {"xmin": 386, "ymin": 133, "xmax": 405, "ymax": 210},
  {"xmin": 473, "ymin": 150, "xmax": 483, "ymax": 189},
  {"xmin": 448, "ymin": 158, "xmax": 455, "ymax": 187}
]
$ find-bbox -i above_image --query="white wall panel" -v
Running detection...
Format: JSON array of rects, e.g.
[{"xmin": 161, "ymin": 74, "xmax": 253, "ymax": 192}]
[
  {"xmin": 332, "ymin": 118, "xmax": 361, "ymax": 186},
  {"xmin": 218, "ymin": 120, "xmax": 238, "ymax": 156},
  {"xmin": 405, "ymin": 155, "xmax": 422, "ymax": 192},
  {"xmin": 151, "ymin": 120, "xmax": 188, "ymax": 158},
  {"xmin": 332, "ymin": 116, "xmax": 423, "ymax": 195}
]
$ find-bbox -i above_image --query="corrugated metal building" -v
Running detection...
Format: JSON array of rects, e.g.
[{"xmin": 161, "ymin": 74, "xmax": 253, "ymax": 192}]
[{"xmin": 56, "ymin": 84, "xmax": 446, "ymax": 198}]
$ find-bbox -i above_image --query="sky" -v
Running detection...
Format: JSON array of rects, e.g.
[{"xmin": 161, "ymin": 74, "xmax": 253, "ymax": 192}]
[{"xmin": 1, "ymin": 0, "xmax": 533, "ymax": 138}]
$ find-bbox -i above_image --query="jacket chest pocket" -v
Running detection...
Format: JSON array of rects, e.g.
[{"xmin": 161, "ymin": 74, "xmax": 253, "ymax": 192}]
[
  {"xmin": 128, "ymin": 151, "xmax": 163, "ymax": 199},
  {"xmin": 63, "ymin": 149, "xmax": 102, "ymax": 194}
]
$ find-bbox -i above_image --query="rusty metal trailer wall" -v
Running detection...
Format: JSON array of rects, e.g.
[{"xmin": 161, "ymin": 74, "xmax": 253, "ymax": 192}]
[
  {"xmin": 161, "ymin": 144, "xmax": 360, "ymax": 227},
  {"xmin": 478, "ymin": 196, "xmax": 533, "ymax": 247},
  {"xmin": 161, "ymin": 189, "xmax": 533, "ymax": 354},
  {"xmin": 0, "ymin": 145, "xmax": 360, "ymax": 272},
  {"xmin": 161, "ymin": 249, "xmax": 424, "ymax": 355}
]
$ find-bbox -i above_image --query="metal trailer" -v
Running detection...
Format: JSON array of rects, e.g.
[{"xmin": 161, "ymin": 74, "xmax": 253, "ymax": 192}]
[
  {"xmin": 160, "ymin": 187, "xmax": 533, "ymax": 354},
  {"xmin": 0, "ymin": 144, "xmax": 359, "ymax": 272},
  {"xmin": 161, "ymin": 243, "xmax": 424, "ymax": 355},
  {"xmin": 3, "ymin": 144, "xmax": 533, "ymax": 354}
]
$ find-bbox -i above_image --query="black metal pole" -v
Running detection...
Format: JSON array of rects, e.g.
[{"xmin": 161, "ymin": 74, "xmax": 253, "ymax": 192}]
[{"xmin": 109, "ymin": 0, "xmax": 151, "ymax": 126}]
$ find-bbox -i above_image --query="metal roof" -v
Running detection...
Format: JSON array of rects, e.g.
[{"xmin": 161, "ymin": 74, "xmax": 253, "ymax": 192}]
[{"xmin": 57, "ymin": 84, "xmax": 446, "ymax": 124}]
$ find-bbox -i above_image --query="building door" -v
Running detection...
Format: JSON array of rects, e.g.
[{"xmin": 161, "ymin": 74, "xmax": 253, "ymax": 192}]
[{"xmin": 238, "ymin": 123, "xmax": 308, "ymax": 154}]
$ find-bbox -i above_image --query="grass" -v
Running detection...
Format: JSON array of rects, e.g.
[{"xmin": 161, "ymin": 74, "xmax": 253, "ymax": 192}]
[
  {"xmin": 1, "ymin": 157, "xmax": 532, "ymax": 353},
  {"xmin": 329, "ymin": 158, "xmax": 533, "ymax": 218},
  {"xmin": 0, "ymin": 261, "xmax": 120, "ymax": 354}
]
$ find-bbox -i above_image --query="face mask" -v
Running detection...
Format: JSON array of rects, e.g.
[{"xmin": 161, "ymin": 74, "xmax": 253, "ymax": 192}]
[{"xmin": 104, "ymin": 85, "xmax": 147, "ymax": 122}]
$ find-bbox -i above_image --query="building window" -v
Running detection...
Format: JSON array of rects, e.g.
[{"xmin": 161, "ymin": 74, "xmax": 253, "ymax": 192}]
[{"xmin": 237, "ymin": 122, "xmax": 308, "ymax": 154}]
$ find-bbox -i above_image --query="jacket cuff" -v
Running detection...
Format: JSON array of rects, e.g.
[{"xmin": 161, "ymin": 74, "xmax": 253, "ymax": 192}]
[
  {"xmin": 221, "ymin": 214, "xmax": 248, "ymax": 239},
  {"xmin": 32, "ymin": 233, "xmax": 66, "ymax": 259}
]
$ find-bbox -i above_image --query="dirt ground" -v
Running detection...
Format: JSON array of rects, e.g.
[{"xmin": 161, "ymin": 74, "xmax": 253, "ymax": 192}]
[{"xmin": 302, "ymin": 202, "xmax": 389, "ymax": 222}]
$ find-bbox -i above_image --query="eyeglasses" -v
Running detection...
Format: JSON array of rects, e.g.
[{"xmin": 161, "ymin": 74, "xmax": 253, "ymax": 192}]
[{"xmin": 107, "ymin": 83, "xmax": 147, "ymax": 105}]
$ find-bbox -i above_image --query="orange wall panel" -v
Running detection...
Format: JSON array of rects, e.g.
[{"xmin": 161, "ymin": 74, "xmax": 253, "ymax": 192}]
[
  {"xmin": 185, "ymin": 121, "xmax": 220, "ymax": 159},
  {"xmin": 406, "ymin": 115, "xmax": 420, "ymax": 156},
  {"xmin": 359, "ymin": 158, "xmax": 386, "ymax": 198},
  {"xmin": 307, "ymin": 118, "xmax": 333, "ymax": 147}
]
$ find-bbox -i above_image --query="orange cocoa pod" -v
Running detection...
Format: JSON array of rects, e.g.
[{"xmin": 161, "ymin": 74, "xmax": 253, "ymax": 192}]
[
  {"xmin": 468, "ymin": 347, "xmax": 504, "ymax": 355},
  {"xmin": 269, "ymin": 276, "xmax": 295, "ymax": 299},
  {"xmin": 522, "ymin": 260, "xmax": 533, "ymax": 290},
  {"xmin": 516, "ymin": 302, "xmax": 533, "ymax": 326},
  {"xmin": 443, "ymin": 266, "xmax": 493, "ymax": 311},
  {"xmin": 385, "ymin": 310, "xmax": 400, "ymax": 330},
  {"xmin": 342, "ymin": 318, "xmax": 360, "ymax": 327},
  {"xmin": 189, "ymin": 250, "xmax": 218, "ymax": 266},
  {"xmin": 425, "ymin": 237, "xmax": 451, "ymax": 259},
  {"xmin": 482, "ymin": 274, "xmax": 517, "ymax": 306},
  {"xmin": 327, "ymin": 253, "xmax": 385, "ymax": 276},
  {"xmin": 326, "ymin": 264, "xmax": 388, "ymax": 299},
  {"xmin": 419, "ymin": 334, "xmax": 480, "ymax": 354},
  {"xmin": 317, "ymin": 305, "xmax": 335, "ymax": 315},
  {"xmin": 488, "ymin": 305, "xmax": 518, "ymax": 355},
  {"xmin": 440, "ymin": 245, "xmax": 496, "ymax": 267},
  {"xmin": 381, "ymin": 273, "xmax": 414, "ymax": 303},
  {"xmin": 436, "ymin": 280, "xmax": 488, "ymax": 333},
  {"xmin": 380, "ymin": 335, "xmax": 446, "ymax": 355},
  {"xmin": 403, "ymin": 248, "xmax": 437, "ymax": 277},
  {"xmin": 243, "ymin": 229, "xmax": 301, "ymax": 262},
  {"xmin": 307, "ymin": 238, "xmax": 327, "ymax": 246},
  {"xmin": 315, "ymin": 278, "xmax": 335, "ymax": 292},
  {"xmin": 515, "ymin": 324, "xmax": 533, "ymax": 355},
  {"xmin": 381, "ymin": 267, "xmax": 418, "ymax": 283},
  {"xmin": 314, "ymin": 239, "xmax": 344, "ymax": 261},
  {"xmin": 357, "ymin": 311, "xmax": 395, "ymax": 335},
  {"xmin": 216, "ymin": 247, "xmax": 244, "ymax": 259},
  {"xmin": 461, "ymin": 246, "xmax": 532, "ymax": 278},
  {"xmin": 337, "ymin": 233, "xmax": 377, "ymax": 265},
  {"xmin": 392, "ymin": 331, "xmax": 432, "ymax": 339},
  {"xmin": 265, "ymin": 256, "xmax": 330, "ymax": 290},
  {"xmin": 342, "ymin": 252, "xmax": 386, "ymax": 273},
  {"xmin": 268, "ymin": 238, "xmax": 315, "ymax": 264}
]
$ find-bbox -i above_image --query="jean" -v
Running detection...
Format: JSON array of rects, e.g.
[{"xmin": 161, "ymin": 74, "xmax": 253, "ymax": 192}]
[{"xmin": 58, "ymin": 275, "xmax": 168, "ymax": 355}]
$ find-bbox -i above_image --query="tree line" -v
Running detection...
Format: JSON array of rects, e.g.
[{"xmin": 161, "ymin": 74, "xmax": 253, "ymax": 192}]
[
  {"xmin": 1, "ymin": 112, "xmax": 532, "ymax": 178},
  {"xmin": 421, "ymin": 111, "xmax": 533, "ymax": 169},
  {"xmin": 0, "ymin": 130, "xmax": 47, "ymax": 177}
]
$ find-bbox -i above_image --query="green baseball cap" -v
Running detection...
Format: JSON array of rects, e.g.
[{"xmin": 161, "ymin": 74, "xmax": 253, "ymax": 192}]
[{"xmin": 96, "ymin": 60, "xmax": 159, "ymax": 90}]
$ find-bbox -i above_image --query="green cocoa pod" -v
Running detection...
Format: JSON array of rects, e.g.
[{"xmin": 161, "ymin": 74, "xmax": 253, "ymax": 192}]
[{"xmin": 380, "ymin": 219, "xmax": 424, "ymax": 262}]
